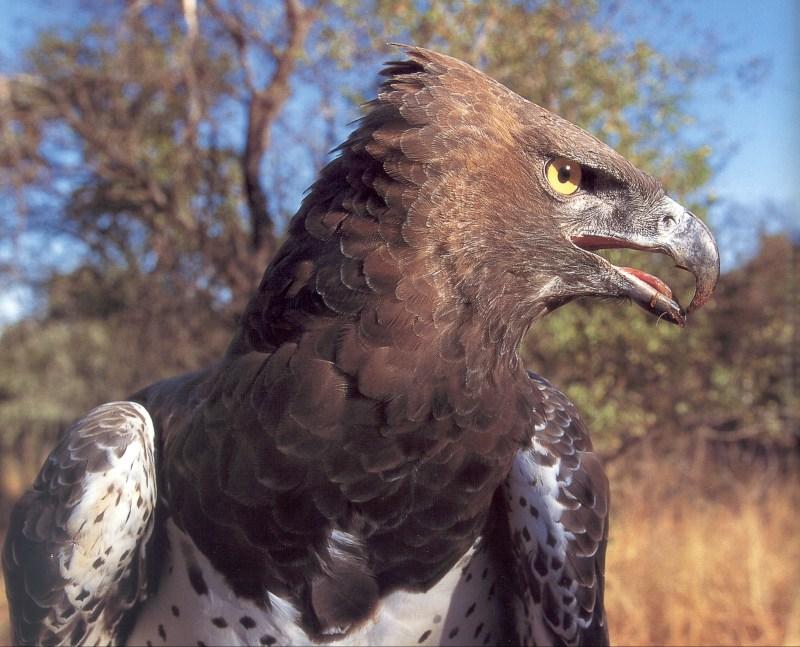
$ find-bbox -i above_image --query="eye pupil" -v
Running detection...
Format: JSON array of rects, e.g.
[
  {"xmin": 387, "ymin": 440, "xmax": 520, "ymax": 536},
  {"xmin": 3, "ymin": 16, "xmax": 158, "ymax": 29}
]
[{"xmin": 557, "ymin": 165, "xmax": 572, "ymax": 183}]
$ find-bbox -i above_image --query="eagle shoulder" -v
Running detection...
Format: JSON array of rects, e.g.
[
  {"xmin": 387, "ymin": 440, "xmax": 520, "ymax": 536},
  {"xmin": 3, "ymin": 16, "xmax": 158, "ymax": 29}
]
[
  {"xmin": 2, "ymin": 402, "xmax": 157, "ymax": 646},
  {"xmin": 501, "ymin": 372, "xmax": 610, "ymax": 647}
]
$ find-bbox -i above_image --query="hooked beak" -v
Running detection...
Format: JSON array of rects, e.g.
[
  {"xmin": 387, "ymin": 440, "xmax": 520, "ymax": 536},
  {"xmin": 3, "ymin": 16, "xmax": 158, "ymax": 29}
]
[
  {"xmin": 660, "ymin": 204, "xmax": 720, "ymax": 313},
  {"xmin": 571, "ymin": 197, "xmax": 720, "ymax": 326}
]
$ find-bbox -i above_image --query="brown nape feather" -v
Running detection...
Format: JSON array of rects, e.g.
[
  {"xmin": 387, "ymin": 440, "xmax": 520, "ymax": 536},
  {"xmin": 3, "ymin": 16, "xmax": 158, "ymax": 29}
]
[{"xmin": 142, "ymin": 46, "xmax": 616, "ymax": 638}]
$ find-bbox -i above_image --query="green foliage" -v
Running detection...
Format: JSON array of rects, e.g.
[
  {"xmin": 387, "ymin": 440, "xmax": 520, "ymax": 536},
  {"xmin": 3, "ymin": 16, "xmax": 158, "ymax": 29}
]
[
  {"xmin": 0, "ymin": 266, "xmax": 231, "ymax": 448},
  {"xmin": 0, "ymin": 319, "xmax": 116, "ymax": 439}
]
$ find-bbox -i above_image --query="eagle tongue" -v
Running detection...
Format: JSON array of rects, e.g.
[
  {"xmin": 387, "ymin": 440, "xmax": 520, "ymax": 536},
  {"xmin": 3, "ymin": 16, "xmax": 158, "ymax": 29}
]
[{"xmin": 620, "ymin": 267, "xmax": 673, "ymax": 299}]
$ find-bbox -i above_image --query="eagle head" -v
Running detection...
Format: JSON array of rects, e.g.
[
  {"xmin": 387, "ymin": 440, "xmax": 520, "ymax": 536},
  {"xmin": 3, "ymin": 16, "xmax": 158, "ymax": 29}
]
[{"xmin": 365, "ymin": 46, "xmax": 720, "ymax": 332}]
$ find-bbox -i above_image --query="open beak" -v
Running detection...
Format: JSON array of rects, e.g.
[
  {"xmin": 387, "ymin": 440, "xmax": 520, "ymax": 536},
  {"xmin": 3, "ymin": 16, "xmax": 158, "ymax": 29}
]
[{"xmin": 572, "ymin": 197, "xmax": 720, "ymax": 326}]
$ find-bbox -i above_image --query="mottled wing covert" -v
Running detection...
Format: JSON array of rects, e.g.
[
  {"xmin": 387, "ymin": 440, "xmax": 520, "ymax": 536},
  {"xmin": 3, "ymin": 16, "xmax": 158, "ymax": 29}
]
[
  {"xmin": 504, "ymin": 373, "xmax": 610, "ymax": 647},
  {"xmin": 2, "ymin": 402, "xmax": 157, "ymax": 646}
]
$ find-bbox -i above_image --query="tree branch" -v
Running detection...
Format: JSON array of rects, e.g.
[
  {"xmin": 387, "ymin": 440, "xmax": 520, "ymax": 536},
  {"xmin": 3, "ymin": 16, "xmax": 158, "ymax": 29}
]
[{"xmin": 206, "ymin": 0, "xmax": 316, "ymax": 261}]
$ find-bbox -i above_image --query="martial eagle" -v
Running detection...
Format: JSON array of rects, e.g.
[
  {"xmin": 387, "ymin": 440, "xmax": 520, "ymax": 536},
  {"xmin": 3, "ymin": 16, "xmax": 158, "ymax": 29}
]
[{"xmin": 3, "ymin": 47, "xmax": 719, "ymax": 646}]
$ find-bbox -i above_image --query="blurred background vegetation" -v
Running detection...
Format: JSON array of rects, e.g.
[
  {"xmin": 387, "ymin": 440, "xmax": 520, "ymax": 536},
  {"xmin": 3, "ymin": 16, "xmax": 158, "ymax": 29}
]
[{"xmin": 0, "ymin": 0, "xmax": 797, "ymax": 644}]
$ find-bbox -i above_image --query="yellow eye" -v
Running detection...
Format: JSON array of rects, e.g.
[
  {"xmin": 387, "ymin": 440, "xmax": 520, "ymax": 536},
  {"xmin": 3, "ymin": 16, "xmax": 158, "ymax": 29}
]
[{"xmin": 546, "ymin": 158, "xmax": 582, "ymax": 195}]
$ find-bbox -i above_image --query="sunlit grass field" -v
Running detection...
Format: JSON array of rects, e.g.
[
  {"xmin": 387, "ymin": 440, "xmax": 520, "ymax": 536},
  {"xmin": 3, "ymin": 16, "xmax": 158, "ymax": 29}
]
[
  {"xmin": 605, "ymin": 454, "xmax": 800, "ymax": 646},
  {"xmin": 1, "ymin": 452, "xmax": 797, "ymax": 646}
]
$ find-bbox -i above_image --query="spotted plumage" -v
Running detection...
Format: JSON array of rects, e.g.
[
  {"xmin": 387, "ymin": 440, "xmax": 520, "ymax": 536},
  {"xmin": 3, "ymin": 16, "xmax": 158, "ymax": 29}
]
[
  {"xmin": 3, "ymin": 46, "xmax": 718, "ymax": 646},
  {"xmin": 2, "ymin": 402, "xmax": 156, "ymax": 645}
]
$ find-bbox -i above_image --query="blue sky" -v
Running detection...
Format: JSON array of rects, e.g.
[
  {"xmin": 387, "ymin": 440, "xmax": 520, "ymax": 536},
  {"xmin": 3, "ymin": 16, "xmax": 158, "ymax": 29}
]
[
  {"xmin": 680, "ymin": 0, "xmax": 799, "ymax": 211},
  {"xmin": 0, "ymin": 0, "xmax": 797, "ymax": 323}
]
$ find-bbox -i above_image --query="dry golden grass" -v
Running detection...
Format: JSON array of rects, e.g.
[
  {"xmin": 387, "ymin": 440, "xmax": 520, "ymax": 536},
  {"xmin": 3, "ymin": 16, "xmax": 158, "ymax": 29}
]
[
  {"xmin": 0, "ymin": 453, "xmax": 797, "ymax": 646},
  {"xmin": 605, "ymin": 454, "xmax": 800, "ymax": 646}
]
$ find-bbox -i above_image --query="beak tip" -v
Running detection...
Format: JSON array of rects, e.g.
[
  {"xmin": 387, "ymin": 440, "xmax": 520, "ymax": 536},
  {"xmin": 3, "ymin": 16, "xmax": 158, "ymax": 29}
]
[
  {"xmin": 687, "ymin": 294, "xmax": 711, "ymax": 314},
  {"xmin": 675, "ymin": 213, "xmax": 720, "ymax": 317},
  {"xmin": 687, "ymin": 258, "xmax": 720, "ymax": 315}
]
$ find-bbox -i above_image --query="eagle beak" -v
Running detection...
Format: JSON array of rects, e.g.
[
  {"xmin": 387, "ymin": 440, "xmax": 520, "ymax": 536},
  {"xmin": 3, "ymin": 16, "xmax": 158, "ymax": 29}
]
[
  {"xmin": 649, "ymin": 198, "xmax": 720, "ymax": 316},
  {"xmin": 658, "ymin": 202, "xmax": 720, "ymax": 314},
  {"xmin": 571, "ymin": 197, "xmax": 720, "ymax": 326}
]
